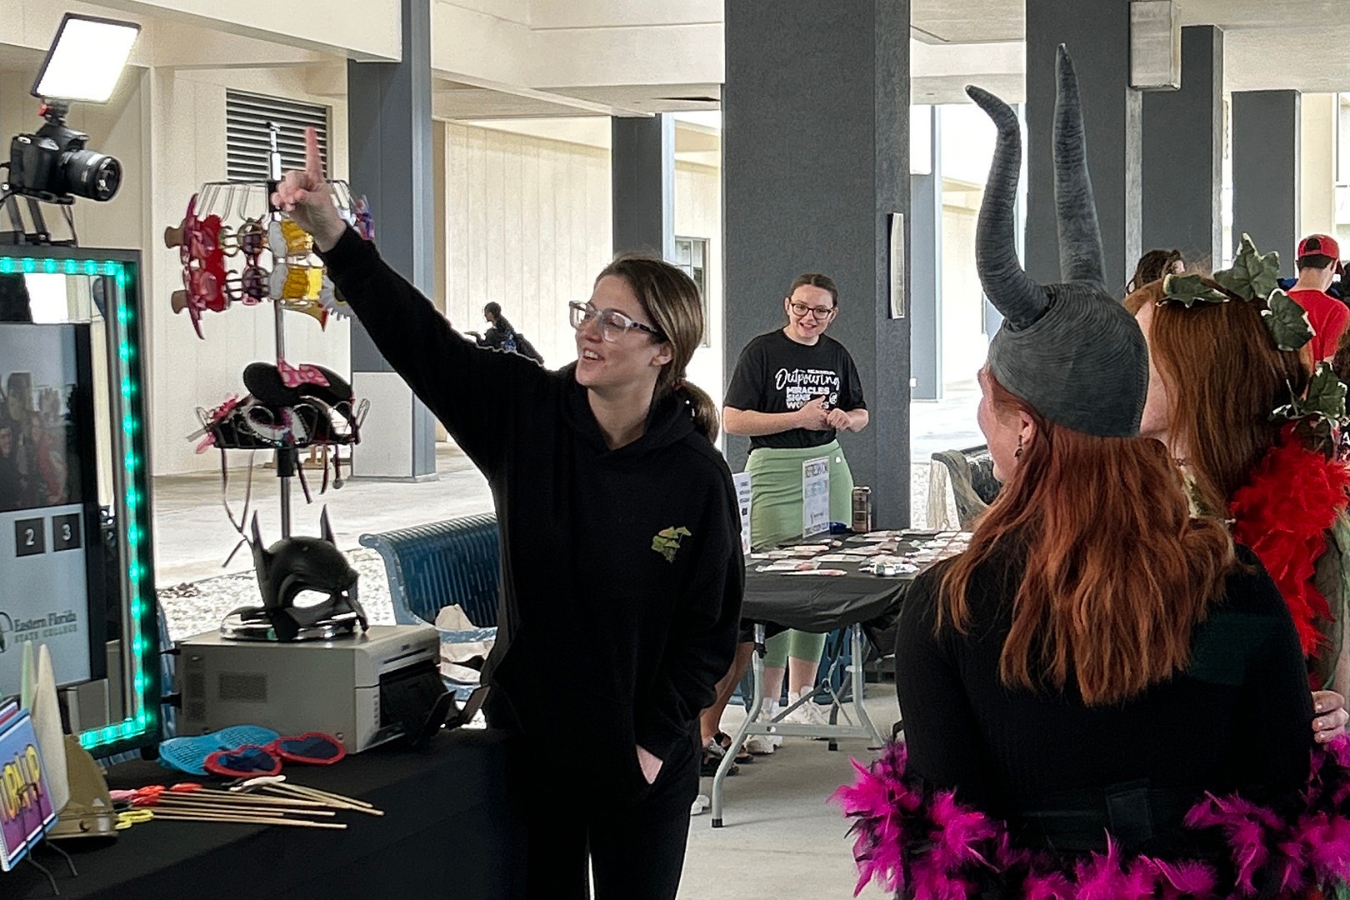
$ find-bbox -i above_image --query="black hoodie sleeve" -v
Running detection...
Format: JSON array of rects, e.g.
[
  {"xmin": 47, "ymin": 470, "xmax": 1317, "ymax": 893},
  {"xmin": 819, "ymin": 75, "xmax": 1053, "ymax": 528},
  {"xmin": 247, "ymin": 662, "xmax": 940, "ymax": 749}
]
[
  {"xmin": 635, "ymin": 477, "xmax": 745, "ymax": 761},
  {"xmin": 318, "ymin": 228, "xmax": 550, "ymax": 478}
]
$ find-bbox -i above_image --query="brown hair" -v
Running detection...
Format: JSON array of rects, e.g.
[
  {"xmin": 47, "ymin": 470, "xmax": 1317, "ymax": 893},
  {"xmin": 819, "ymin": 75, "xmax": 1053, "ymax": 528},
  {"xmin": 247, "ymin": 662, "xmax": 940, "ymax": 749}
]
[
  {"xmin": 788, "ymin": 273, "xmax": 839, "ymax": 307},
  {"xmin": 1128, "ymin": 248, "xmax": 1183, "ymax": 293},
  {"xmin": 937, "ymin": 372, "xmax": 1234, "ymax": 706},
  {"xmin": 1123, "ymin": 278, "xmax": 1308, "ymax": 515},
  {"xmin": 596, "ymin": 255, "xmax": 720, "ymax": 441}
]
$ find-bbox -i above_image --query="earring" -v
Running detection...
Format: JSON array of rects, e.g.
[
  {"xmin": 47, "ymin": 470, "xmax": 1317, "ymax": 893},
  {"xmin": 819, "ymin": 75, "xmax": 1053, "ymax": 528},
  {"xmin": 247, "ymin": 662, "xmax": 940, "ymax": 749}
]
[{"xmin": 1014, "ymin": 436, "xmax": 1024, "ymax": 460}]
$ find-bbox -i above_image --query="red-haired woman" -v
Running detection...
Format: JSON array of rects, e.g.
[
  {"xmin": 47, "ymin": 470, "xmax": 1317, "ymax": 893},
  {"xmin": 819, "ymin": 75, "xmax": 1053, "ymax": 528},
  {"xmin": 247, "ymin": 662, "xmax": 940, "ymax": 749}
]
[
  {"xmin": 1126, "ymin": 268, "xmax": 1350, "ymax": 710},
  {"xmin": 838, "ymin": 50, "xmax": 1350, "ymax": 898}
]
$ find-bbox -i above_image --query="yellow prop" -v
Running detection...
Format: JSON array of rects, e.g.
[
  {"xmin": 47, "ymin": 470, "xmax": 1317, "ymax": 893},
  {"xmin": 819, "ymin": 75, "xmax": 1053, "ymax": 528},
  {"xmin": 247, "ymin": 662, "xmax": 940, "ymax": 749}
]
[{"xmin": 268, "ymin": 219, "xmax": 314, "ymax": 258}]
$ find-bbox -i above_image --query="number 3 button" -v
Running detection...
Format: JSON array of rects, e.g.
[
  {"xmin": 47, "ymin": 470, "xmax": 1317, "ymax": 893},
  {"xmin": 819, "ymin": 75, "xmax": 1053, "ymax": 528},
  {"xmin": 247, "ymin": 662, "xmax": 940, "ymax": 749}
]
[
  {"xmin": 53, "ymin": 513, "xmax": 81, "ymax": 552},
  {"xmin": 15, "ymin": 518, "xmax": 46, "ymax": 557}
]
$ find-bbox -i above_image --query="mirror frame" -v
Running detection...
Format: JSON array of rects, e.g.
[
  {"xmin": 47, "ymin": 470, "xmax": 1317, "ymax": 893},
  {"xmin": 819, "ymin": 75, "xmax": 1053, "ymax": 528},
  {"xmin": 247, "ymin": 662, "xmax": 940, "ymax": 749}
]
[{"xmin": 0, "ymin": 246, "xmax": 159, "ymax": 757}]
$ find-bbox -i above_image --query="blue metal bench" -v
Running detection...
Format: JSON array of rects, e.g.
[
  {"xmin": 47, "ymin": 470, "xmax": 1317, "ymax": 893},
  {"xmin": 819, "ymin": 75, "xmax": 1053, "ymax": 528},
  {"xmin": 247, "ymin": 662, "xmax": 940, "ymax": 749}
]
[{"xmin": 359, "ymin": 514, "xmax": 501, "ymax": 657}]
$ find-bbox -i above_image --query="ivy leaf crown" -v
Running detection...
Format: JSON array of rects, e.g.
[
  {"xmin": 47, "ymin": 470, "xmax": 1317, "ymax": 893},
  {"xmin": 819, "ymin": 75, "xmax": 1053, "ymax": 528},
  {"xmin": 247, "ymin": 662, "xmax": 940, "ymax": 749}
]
[
  {"xmin": 1159, "ymin": 233, "xmax": 1314, "ymax": 353},
  {"xmin": 1159, "ymin": 234, "xmax": 1345, "ymax": 450}
]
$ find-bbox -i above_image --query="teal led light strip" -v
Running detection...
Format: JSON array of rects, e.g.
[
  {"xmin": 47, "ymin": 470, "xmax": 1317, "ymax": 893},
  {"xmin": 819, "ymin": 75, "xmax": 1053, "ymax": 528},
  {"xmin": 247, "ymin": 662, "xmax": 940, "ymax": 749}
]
[{"xmin": 0, "ymin": 256, "xmax": 159, "ymax": 752}]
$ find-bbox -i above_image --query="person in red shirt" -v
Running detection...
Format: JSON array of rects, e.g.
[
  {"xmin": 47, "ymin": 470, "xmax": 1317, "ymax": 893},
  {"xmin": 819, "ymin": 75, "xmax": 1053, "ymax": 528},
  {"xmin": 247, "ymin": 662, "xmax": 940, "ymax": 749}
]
[{"xmin": 1288, "ymin": 233, "xmax": 1350, "ymax": 365}]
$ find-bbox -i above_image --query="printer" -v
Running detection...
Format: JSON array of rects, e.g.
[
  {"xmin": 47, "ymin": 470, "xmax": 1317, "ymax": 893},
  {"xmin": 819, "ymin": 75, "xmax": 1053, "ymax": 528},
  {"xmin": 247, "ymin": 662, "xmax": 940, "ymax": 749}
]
[{"xmin": 178, "ymin": 624, "xmax": 445, "ymax": 753}]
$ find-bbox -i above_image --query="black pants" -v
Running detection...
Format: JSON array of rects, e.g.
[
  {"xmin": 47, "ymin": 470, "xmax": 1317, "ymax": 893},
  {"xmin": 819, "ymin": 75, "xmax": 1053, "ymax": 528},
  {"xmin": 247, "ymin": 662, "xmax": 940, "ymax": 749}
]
[{"xmin": 515, "ymin": 750, "xmax": 698, "ymax": 900}]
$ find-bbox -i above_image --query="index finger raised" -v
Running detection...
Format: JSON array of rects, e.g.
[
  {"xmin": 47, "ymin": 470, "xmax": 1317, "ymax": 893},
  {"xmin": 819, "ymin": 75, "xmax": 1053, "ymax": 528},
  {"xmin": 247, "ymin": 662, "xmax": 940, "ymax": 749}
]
[{"xmin": 305, "ymin": 127, "xmax": 324, "ymax": 181}]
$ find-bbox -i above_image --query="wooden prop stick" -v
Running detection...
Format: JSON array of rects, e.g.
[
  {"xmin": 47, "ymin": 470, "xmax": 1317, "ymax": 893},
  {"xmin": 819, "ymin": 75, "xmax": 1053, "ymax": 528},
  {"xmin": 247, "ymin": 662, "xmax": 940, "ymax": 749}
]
[
  {"xmin": 150, "ymin": 798, "xmax": 338, "ymax": 817},
  {"xmin": 262, "ymin": 783, "xmax": 383, "ymax": 816},
  {"xmin": 150, "ymin": 810, "xmax": 348, "ymax": 830},
  {"xmin": 270, "ymin": 783, "xmax": 373, "ymax": 808}
]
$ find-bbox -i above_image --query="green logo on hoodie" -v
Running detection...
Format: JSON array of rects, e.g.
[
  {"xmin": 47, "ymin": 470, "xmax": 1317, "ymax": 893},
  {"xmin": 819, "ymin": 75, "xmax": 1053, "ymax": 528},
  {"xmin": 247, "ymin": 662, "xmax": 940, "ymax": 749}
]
[{"xmin": 652, "ymin": 526, "xmax": 691, "ymax": 563}]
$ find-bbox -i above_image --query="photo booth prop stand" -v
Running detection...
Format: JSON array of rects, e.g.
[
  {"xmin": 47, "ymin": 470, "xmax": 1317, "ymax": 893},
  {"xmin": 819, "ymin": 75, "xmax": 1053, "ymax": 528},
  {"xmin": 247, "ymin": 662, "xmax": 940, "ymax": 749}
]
[{"xmin": 176, "ymin": 126, "xmax": 365, "ymax": 541}]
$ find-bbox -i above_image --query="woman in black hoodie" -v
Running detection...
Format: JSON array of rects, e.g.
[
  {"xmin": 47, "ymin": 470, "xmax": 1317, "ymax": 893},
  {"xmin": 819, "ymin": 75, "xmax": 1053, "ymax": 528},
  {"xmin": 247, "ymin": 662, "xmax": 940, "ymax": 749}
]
[{"xmin": 274, "ymin": 130, "xmax": 743, "ymax": 900}]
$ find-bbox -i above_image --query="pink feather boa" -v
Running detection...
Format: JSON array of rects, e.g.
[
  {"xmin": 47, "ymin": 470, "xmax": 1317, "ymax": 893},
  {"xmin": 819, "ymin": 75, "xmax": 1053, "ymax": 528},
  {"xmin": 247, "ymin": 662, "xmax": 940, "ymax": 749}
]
[{"xmin": 832, "ymin": 738, "xmax": 1350, "ymax": 899}]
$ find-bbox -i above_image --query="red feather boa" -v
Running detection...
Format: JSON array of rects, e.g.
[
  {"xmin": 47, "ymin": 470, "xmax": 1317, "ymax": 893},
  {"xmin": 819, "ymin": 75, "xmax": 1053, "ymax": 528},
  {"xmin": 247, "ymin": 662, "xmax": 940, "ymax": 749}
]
[{"xmin": 1228, "ymin": 437, "xmax": 1350, "ymax": 659}]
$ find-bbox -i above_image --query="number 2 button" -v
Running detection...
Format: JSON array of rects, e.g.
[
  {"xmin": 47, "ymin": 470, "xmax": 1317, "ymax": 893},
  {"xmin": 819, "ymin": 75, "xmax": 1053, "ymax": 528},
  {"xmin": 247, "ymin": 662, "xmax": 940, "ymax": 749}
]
[{"xmin": 15, "ymin": 518, "xmax": 46, "ymax": 557}]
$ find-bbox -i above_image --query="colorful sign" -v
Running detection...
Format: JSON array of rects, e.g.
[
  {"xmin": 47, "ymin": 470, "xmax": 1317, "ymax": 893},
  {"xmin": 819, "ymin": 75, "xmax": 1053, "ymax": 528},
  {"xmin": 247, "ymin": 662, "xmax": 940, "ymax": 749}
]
[{"xmin": 0, "ymin": 703, "xmax": 56, "ymax": 871}]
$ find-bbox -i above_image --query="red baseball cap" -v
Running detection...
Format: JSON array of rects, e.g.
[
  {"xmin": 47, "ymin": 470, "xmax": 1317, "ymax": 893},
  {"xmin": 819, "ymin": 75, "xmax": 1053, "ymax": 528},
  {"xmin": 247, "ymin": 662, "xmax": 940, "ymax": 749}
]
[{"xmin": 1298, "ymin": 234, "xmax": 1344, "ymax": 274}]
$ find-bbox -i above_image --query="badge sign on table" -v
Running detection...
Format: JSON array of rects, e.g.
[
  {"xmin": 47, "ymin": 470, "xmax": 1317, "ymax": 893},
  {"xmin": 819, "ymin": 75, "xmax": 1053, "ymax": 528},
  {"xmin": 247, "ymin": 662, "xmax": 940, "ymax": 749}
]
[
  {"xmin": 0, "ymin": 701, "xmax": 56, "ymax": 872},
  {"xmin": 734, "ymin": 472, "xmax": 752, "ymax": 555},
  {"xmin": 802, "ymin": 457, "xmax": 830, "ymax": 538}
]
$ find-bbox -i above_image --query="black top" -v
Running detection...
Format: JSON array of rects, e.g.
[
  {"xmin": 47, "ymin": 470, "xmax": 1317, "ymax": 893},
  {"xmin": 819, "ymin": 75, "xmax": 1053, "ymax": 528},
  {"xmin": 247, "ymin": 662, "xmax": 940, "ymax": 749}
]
[
  {"xmin": 896, "ymin": 542, "xmax": 1313, "ymax": 856},
  {"xmin": 476, "ymin": 318, "xmax": 514, "ymax": 350},
  {"xmin": 319, "ymin": 229, "xmax": 744, "ymax": 785},
  {"xmin": 724, "ymin": 329, "xmax": 866, "ymax": 452}
]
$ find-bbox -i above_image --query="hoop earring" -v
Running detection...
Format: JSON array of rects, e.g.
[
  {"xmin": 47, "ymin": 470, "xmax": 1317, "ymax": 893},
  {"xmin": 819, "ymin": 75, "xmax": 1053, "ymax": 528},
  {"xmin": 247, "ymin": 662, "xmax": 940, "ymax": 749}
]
[{"xmin": 1014, "ymin": 436, "xmax": 1024, "ymax": 460}]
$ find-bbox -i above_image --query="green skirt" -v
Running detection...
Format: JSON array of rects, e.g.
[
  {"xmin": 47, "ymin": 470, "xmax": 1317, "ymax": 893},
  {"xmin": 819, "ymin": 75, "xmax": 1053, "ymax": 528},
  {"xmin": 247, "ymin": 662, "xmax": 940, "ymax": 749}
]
[{"xmin": 745, "ymin": 441, "xmax": 855, "ymax": 551}]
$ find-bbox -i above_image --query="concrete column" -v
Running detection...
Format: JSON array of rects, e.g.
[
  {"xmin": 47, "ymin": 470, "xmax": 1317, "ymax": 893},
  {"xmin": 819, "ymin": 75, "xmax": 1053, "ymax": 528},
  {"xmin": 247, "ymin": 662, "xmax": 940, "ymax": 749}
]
[
  {"xmin": 1026, "ymin": 0, "xmax": 1140, "ymax": 294},
  {"xmin": 345, "ymin": 0, "xmax": 437, "ymax": 479},
  {"xmin": 612, "ymin": 115, "xmax": 675, "ymax": 260},
  {"xmin": 911, "ymin": 105, "xmax": 942, "ymax": 400},
  {"xmin": 1142, "ymin": 25, "xmax": 1224, "ymax": 268},
  {"xmin": 1233, "ymin": 91, "xmax": 1301, "ymax": 276},
  {"xmin": 724, "ymin": 0, "xmax": 911, "ymax": 528}
]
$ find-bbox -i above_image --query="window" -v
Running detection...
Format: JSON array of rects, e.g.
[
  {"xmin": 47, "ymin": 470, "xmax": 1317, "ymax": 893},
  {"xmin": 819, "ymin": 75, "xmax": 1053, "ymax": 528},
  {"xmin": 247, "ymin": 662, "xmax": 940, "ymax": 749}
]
[
  {"xmin": 675, "ymin": 237, "xmax": 710, "ymax": 347},
  {"xmin": 226, "ymin": 90, "xmax": 329, "ymax": 183}
]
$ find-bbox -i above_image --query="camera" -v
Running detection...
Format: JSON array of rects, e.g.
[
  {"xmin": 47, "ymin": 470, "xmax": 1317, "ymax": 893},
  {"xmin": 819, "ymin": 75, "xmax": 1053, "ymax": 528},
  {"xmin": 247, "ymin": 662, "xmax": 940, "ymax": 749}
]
[{"xmin": 6, "ymin": 102, "xmax": 121, "ymax": 205}]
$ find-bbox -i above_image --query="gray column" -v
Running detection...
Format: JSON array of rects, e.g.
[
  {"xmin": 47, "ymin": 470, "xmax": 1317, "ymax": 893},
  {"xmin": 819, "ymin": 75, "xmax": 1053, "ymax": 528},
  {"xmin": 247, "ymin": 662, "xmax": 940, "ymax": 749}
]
[
  {"xmin": 1142, "ymin": 26, "xmax": 1223, "ymax": 268},
  {"xmin": 911, "ymin": 106, "xmax": 942, "ymax": 401},
  {"xmin": 724, "ymin": 0, "xmax": 911, "ymax": 528},
  {"xmin": 612, "ymin": 115, "xmax": 675, "ymax": 259},
  {"xmin": 1026, "ymin": 0, "xmax": 1140, "ymax": 294},
  {"xmin": 1233, "ymin": 91, "xmax": 1301, "ymax": 276},
  {"xmin": 345, "ymin": 0, "xmax": 437, "ymax": 479}
]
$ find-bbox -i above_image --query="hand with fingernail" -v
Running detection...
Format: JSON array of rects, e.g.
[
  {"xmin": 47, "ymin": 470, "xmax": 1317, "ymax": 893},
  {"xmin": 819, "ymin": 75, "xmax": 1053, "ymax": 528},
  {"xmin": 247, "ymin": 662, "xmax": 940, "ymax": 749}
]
[{"xmin": 270, "ymin": 127, "xmax": 347, "ymax": 253}]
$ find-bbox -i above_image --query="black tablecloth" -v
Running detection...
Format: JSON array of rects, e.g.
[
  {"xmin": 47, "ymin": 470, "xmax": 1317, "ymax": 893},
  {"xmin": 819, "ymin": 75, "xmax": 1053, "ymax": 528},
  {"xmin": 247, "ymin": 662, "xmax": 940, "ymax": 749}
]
[
  {"xmin": 742, "ymin": 534, "xmax": 936, "ymax": 636},
  {"xmin": 7, "ymin": 728, "xmax": 522, "ymax": 900}
]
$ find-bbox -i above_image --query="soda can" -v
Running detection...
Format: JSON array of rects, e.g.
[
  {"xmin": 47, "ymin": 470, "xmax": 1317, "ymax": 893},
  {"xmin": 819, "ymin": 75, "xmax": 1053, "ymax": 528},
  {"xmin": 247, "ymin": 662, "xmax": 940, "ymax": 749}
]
[{"xmin": 851, "ymin": 486, "xmax": 873, "ymax": 533}]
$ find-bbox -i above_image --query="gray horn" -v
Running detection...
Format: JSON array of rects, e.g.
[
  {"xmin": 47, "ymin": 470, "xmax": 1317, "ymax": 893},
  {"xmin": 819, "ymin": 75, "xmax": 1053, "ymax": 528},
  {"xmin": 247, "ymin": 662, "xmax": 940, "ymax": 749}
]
[
  {"xmin": 1053, "ymin": 45, "xmax": 1107, "ymax": 288},
  {"xmin": 966, "ymin": 84, "xmax": 1049, "ymax": 329}
]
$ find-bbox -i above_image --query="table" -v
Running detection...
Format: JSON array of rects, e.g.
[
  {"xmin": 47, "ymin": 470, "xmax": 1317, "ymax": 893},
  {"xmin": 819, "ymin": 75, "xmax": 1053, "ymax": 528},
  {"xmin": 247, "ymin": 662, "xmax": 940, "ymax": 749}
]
[
  {"xmin": 7, "ymin": 728, "xmax": 523, "ymax": 900},
  {"xmin": 710, "ymin": 531, "xmax": 969, "ymax": 827}
]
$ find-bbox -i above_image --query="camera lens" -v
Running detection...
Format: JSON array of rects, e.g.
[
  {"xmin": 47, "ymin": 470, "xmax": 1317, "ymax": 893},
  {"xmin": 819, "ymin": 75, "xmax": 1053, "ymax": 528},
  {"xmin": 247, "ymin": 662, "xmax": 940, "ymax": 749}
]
[{"xmin": 61, "ymin": 149, "xmax": 121, "ymax": 202}]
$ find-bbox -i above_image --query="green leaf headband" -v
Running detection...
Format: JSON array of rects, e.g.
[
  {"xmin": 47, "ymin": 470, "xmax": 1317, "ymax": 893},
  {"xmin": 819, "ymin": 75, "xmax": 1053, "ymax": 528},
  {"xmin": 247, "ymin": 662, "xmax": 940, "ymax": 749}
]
[{"xmin": 1160, "ymin": 233, "xmax": 1313, "ymax": 353}]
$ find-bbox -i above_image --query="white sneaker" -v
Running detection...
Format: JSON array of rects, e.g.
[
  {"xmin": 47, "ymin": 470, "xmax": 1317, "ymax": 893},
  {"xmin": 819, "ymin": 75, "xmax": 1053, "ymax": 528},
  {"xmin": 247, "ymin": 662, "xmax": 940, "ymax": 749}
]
[
  {"xmin": 690, "ymin": 794, "xmax": 710, "ymax": 816},
  {"xmin": 743, "ymin": 701, "xmax": 782, "ymax": 754},
  {"xmin": 745, "ymin": 733, "xmax": 776, "ymax": 755},
  {"xmin": 784, "ymin": 692, "xmax": 832, "ymax": 728}
]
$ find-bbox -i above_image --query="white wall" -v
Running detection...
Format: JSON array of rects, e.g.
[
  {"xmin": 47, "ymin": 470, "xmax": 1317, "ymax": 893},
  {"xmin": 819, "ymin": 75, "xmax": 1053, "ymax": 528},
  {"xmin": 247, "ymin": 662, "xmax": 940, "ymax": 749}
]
[
  {"xmin": 441, "ymin": 122, "xmax": 612, "ymax": 368},
  {"xmin": 438, "ymin": 121, "xmax": 724, "ymax": 404}
]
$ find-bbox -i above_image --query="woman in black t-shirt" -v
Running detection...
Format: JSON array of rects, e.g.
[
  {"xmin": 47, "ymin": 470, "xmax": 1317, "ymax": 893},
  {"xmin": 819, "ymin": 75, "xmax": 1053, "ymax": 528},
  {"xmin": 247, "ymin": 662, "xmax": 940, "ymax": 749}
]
[{"xmin": 715, "ymin": 273, "xmax": 868, "ymax": 747}]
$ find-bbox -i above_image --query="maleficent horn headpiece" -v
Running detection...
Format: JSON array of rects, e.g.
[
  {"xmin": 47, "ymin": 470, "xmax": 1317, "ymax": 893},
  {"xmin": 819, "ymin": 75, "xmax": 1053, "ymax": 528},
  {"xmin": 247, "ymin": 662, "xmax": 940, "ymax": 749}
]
[{"xmin": 967, "ymin": 45, "xmax": 1148, "ymax": 438}]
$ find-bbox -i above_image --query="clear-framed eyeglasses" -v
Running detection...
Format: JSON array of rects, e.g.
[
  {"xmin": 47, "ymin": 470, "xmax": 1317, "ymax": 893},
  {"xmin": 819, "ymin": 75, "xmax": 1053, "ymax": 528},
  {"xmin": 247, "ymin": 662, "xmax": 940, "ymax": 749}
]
[{"xmin": 569, "ymin": 302, "xmax": 666, "ymax": 343}]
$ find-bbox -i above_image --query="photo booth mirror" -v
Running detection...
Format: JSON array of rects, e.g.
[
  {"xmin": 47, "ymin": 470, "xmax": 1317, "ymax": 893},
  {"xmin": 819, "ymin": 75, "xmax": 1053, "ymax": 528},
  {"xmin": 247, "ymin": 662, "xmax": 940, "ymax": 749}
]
[{"xmin": 0, "ymin": 246, "xmax": 158, "ymax": 758}]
